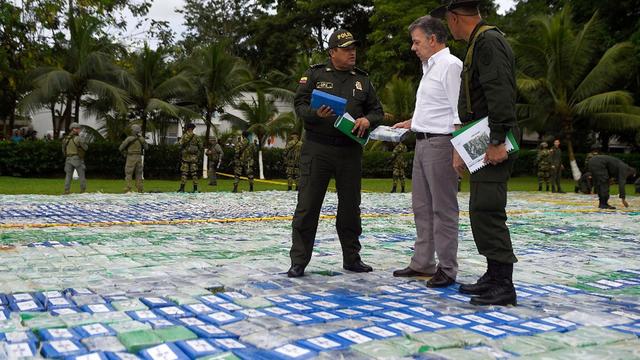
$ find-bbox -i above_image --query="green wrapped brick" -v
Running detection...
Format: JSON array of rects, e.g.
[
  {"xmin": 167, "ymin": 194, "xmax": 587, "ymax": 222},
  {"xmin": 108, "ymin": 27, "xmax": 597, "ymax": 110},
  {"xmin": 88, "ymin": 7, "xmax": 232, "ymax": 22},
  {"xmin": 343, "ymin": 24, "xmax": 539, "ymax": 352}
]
[
  {"xmin": 154, "ymin": 326, "xmax": 198, "ymax": 342},
  {"xmin": 110, "ymin": 320, "xmax": 152, "ymax": 334},
  {"xmin": 352, "ymin": 339, "xmax": 414, "ymax": 358},
  {"xmin": 199, "ymin": 352, "xmax": 241, "ymax": 360},
  {"xmin": 117, "ymin": 329, "xmax": 163, "ymax": 353},
  {"xmin": 410, "ymin": 332, "xmax": 464, "ymax": 351}
]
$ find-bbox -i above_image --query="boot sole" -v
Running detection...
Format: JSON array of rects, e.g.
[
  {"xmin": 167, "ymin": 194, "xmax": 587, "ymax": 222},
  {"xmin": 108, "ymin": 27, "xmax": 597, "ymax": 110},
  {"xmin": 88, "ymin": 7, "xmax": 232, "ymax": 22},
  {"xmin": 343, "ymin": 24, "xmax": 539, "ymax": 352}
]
[{"xmin": 470, "ymin": 297, "xmax": 517, "ymax": 306}]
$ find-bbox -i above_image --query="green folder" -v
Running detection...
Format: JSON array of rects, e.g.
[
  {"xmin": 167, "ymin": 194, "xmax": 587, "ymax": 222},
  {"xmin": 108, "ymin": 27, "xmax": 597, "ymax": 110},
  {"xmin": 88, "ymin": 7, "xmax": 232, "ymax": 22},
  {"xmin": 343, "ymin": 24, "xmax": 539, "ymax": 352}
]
[
  {"xmin": 334, "ymin": 112, "xmax": 369, "ymax": 146},
  {"xmin": 452, "ymin": 117, "xmax": 520, "ymax": 153}
]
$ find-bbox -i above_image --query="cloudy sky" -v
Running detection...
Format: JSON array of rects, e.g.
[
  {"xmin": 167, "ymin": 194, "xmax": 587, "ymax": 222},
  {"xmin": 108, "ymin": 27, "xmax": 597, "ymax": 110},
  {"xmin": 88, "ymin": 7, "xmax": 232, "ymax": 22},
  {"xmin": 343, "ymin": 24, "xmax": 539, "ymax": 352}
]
[{"xmin": 123, "ymin": 0, "xmax": 517, "ymax": 48}]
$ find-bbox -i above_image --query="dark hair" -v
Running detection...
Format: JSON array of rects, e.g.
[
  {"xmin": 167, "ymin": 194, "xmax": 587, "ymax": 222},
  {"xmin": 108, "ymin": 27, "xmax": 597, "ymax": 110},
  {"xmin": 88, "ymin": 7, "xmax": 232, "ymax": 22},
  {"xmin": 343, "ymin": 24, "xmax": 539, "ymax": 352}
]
[{"xmin": 408, "ymin": 15, "xmax": 448, "ymax": 43}]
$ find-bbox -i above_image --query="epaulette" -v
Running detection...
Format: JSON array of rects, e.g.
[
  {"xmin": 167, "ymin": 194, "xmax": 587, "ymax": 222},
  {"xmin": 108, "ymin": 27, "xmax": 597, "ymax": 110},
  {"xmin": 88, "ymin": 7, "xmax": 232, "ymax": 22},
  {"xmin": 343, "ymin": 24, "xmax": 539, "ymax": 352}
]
[{"xmin": 354, "ymin": 66, "xmax": 368, "ymax": 76}]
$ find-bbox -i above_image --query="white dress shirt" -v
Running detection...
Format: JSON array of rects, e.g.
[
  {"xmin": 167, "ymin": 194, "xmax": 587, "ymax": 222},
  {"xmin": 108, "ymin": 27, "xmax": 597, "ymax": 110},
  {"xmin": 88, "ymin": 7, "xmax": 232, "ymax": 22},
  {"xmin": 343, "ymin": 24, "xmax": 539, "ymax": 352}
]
[{"xmin": 411, "ymin": 47, "xmax": 463, "ymax": 134}]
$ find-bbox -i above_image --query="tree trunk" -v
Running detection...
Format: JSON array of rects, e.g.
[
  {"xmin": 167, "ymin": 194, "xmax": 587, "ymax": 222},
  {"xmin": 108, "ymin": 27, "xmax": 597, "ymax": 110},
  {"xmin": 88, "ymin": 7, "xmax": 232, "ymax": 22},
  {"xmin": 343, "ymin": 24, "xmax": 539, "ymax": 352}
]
[
  {"xmin": 50, "ymin": 102, "xmax": 57, "ymax": 138},
  {"xmin": 74, "ymin": 94, "xmax": 81, "ymax": 124},
  {"xmin": 204, "ymin": 110, "xmax": 212, "ymax": 143},
  {"xmin": 141, "ymin": 111, "xmax": 148, "ymax": 137},
  {"xmin": 61, "ymin": 95, "xmax": 72, "ymax": 136},
  {"xmin": 565, "ymin": 137, "xmax": 581, "ymax": 181}
]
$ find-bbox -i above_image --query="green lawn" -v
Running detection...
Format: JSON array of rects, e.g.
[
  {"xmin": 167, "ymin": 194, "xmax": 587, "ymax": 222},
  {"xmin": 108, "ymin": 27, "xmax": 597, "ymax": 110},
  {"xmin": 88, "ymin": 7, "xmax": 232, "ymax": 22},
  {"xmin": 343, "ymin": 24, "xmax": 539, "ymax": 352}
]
[{"xmin": 1, "ymin": 175, "xmax": 635, "ymax": 195}]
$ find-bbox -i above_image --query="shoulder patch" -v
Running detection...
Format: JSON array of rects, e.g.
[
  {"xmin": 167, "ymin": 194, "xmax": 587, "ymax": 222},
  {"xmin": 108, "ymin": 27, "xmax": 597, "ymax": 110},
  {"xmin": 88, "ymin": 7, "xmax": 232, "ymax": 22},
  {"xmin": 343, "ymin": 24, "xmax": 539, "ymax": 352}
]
[
  {"xmin": 299, "ymin": 76, "xmax": 308, "ymax": 84},
  {"xmin": 354, "ymin": 67, "xmax": 369, "ymax": 76}
]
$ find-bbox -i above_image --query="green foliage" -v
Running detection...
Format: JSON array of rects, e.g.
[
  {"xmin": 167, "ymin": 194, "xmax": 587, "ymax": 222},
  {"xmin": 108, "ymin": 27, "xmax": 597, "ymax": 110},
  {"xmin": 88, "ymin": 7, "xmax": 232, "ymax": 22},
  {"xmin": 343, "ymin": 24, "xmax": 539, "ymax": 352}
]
[{"xmin": 381, "ymin": 75, "xmax": 416, "ymax": 124}]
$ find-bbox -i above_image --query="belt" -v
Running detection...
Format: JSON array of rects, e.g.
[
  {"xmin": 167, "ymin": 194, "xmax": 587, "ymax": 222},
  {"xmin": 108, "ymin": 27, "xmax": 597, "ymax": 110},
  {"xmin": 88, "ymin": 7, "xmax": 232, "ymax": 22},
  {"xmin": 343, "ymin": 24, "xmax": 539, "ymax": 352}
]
[
  {"xmin": 414, "ymin": 132, "xmax": 452, "ymax": 140},
  {"xmin": 305, "ymin": 131, "xmax": 355, "ymax": 147}
]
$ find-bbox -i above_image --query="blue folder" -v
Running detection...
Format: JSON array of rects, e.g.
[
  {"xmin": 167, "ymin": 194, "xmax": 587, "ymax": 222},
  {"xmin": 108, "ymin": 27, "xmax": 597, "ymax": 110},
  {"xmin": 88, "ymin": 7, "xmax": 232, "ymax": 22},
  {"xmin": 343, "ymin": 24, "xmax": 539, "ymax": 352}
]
[{"xmin": 311, "ymin": 90, "xmax": 347, "ymax": 116}]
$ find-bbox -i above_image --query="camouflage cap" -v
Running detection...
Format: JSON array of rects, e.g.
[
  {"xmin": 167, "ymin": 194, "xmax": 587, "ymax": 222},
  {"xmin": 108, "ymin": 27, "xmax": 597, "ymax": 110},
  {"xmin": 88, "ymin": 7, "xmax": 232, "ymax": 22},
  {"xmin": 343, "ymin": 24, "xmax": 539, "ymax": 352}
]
[
  {"xmin": 430, "ymin": 0, "xmax": 481, "ymax": 19},
  {"xmin": 328, "ymin": 30, "xmax": 359, "ymax": 49},
  {"xmin": 131, "ymin": 124, "xmax": 141, "ymax": 134},
  {"xmin": 69, "ymin": 122, "xmax": 81, "ymax": 130}
]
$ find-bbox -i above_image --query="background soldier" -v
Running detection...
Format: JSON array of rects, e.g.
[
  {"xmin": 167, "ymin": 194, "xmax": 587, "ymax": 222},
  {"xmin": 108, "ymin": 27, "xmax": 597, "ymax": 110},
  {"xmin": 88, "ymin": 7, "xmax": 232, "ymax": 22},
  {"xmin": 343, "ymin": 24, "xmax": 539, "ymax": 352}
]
[
  {"xmin": 178, "ymin": 123, "xmax": 203, "ymax": 193},
  {"xmin": 588, "ymin": 154, "xmax": 635, "ymax": 209},
  {"xmin": 287, "ymin": 29, "xmax": 384, "ymax": 278},
  {"xmin": 390, "ymin": 141, "xmax": 408, "ymax": 193},
  {"xmin": 62, "ymin": 122, "xmax": 88, "ymax": 194},
  {"xmin": 206, "ymin": 137, "xmax": 223, "ymax": 186},
  {"xmin": 284, "ymin": 133, "xmax": 303, "ymax": 191},
  {"xmin": 119, "ymin": 124, "xmax": 148, "ymax": 193},
  {"xmin": 549, "ymin": 138, "xmax": 565, "ymax": 193},
  {"xmin": 535, "ymin": 142, "xmax": 551, "ymax": 191},
  {"xmin": 233, "ymin": 131, "xmax": 255, "ymax": 193},
  {"xmin": 434, "ymin": 0, "xmax": 518, "ymax": 306}
]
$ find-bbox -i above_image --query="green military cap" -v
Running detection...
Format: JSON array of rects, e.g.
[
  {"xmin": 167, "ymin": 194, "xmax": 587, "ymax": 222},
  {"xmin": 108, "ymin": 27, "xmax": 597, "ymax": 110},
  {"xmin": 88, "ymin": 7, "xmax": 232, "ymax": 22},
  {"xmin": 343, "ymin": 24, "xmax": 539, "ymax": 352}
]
[
  {"xmin": 69, "ymin": 122, "xmax": 80, "ymax": 130},
  {"xmin": 328, "ymin": 29, "xmax": 359, "ymax": 49},
  {"xmin": 430, "ymin": 0, "xmax": 481, "ymax": 19}
]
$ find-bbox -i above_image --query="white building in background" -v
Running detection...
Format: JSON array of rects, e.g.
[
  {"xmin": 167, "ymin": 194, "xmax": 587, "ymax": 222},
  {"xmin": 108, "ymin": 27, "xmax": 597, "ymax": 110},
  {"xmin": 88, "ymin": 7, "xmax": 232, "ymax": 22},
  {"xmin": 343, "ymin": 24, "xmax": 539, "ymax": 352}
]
[{"xmin": 29, "ymin": 92, "xmax": 295, "ymax": 148}]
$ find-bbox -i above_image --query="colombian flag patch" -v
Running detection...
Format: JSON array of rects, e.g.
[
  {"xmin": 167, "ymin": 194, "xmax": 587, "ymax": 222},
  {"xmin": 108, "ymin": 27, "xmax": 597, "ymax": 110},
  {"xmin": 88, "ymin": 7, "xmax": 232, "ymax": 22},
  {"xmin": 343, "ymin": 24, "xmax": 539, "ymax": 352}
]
[{"xmin": 299, "ymin": 76, "xmax": 308, "ymax": 84}]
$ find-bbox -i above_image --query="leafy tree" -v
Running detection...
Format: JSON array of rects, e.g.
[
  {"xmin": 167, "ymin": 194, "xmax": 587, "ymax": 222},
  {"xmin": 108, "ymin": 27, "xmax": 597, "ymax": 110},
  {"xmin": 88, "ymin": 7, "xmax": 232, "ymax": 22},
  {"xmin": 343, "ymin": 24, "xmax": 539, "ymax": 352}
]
[
  {"xmin": 381, "ymin": 75, "xmax": 416, "ymax": 125},
  {"xmin": 514, "ymin": 7, "xmax": 640, "ymax": 179}
]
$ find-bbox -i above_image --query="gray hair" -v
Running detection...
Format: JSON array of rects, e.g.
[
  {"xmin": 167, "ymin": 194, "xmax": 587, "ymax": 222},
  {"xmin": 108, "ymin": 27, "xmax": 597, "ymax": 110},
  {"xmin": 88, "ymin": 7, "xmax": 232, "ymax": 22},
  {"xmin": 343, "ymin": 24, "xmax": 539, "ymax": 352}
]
[{"xmin": 408, "ymin": 15, "xmax": 448, "ymax": 43}]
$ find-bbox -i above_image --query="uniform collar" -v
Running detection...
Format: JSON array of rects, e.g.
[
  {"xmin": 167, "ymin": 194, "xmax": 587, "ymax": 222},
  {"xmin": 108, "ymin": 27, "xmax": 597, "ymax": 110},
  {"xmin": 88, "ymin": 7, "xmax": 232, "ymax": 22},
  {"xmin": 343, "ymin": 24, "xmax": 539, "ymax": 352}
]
[
  {"xmin": 327, "ymin": 61, "xmax": 356, "ymax": 75},
  {"xmin": 467, "ymin": 20, "xmax": 487, "ymax": 44}
]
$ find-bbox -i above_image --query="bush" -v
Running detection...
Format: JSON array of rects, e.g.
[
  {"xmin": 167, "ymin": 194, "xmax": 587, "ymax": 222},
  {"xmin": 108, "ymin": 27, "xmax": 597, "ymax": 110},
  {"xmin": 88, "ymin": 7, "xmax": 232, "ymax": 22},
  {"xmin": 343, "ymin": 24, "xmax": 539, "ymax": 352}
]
[{"xmin": 2, "ymin": 140, "xmax": 637, "ymax": 179}]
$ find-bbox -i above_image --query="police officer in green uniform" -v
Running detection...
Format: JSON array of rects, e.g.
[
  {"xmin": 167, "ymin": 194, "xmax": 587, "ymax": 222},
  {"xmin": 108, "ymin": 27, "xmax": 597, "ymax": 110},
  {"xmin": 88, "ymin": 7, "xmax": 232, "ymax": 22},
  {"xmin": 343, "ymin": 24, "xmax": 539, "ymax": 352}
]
[
  {"xmin": 178, "ymin": 123, "xmax": 203, "ymax": 193},
  {"xmin": 233, "ymin": 131, "xmax": 255, "ymax": 193},
  {"xmin": 536, "ymin": 142, "xmax": 551, "ymax": 191},
  {"xmin": 62, "ymin": 122, "xmax": 88, "ymax": 194},
  {"xmin": 588, "ymin": 155, "xmax": 635, "ymax": 209},
  {"xmin": 119, "ymin": 124, "xmax": 148, "ymax": 193},
  {"xmin": 391, "ymin": 141, "xmax": 408, "ymax": 193},
  {"xmin": 287, "ymin": 29, "xmax": 384, "ymax": 277},
  {"xmin": 284, "ymin": 133, "xmax": 303, "ymax": 191},
  {"xmin": 433, "ymin": 0, "xmax": 518, "ymax": 306}
]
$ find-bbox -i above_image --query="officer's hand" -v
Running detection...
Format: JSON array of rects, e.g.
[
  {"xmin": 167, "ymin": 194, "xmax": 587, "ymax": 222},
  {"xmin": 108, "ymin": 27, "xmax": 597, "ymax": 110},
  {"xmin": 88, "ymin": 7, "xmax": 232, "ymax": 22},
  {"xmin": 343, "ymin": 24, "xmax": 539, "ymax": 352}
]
[
  {"xmin": 392, "ymin": 120, "xmax": 412, "ymax": 129},
  {"xmin": 484, "ymin": 144, "xmax": 508, "ymax": 166},
  {"xmin": 453, "ymin": 149, "xmax": 466, "ymax": 176},
  {"xmin": 622, "ymin": 198, "xmax": 629, "ymax": 208},
  {"xmin": 316, "ymin": 105, "xmax": 335, "ymax": 118},
  {"xmin": 353, "ymin": 117, "xmax": 370, "ymax": 138}
]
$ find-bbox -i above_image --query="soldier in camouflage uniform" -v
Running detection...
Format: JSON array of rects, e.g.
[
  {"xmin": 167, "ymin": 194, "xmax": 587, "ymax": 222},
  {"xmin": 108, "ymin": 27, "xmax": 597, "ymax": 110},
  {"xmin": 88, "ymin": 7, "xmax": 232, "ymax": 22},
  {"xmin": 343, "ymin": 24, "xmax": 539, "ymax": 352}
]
[
  {"xmin": 206, "ymin": 137, "xmax": 223, "ymax": 186},
  {"xmin": 178, "ymin": 123, "xmax": 203, "ymax": 193},
  {"xmin": 233, "ymin": 131, "xmax": 255, "ymax": 193},
  {"xmin": 62, "ymin": 122, "xmax": 88, "ymax": 194},
  {"xmin": 284, "ymin": 133, "xmax": 303, "ymax": 191},
  {"xmin": 536, "ymin": 142, "xmax": 551, "ymax": 191},
  {"xmin": 119, "ymin": 124, "xmax": 148, "ymax": 193},
  {"xmin": 390, "ymin": 141, "xmax": 408, "ymax": 193}
]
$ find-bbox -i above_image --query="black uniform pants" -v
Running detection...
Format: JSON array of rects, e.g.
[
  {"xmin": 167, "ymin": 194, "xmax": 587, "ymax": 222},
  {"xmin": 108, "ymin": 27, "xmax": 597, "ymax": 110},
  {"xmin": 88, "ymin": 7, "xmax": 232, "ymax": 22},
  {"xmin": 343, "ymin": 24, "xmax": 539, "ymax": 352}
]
[
  {"xmin": 290, "ymin": 139, "xmax": 363, "ymax": 266},
  {"xmin": 469, "ymin": 159, "xmax": 518, "ymax": 264},
  {"xmin": 591, "ymin": 169, "xmax": 610, "ymax": 202}
]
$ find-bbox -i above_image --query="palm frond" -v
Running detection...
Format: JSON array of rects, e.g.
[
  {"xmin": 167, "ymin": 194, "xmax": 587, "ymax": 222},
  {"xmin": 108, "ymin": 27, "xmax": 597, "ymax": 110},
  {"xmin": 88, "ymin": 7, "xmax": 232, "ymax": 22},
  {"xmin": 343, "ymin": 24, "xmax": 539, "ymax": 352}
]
[
  {"xmin": 85, "ymin": 79, "xmax": 130, "ymax": 114},
  {"xmin": 573, "ymin": 91, "xmax": 634, "ymax": 116}
]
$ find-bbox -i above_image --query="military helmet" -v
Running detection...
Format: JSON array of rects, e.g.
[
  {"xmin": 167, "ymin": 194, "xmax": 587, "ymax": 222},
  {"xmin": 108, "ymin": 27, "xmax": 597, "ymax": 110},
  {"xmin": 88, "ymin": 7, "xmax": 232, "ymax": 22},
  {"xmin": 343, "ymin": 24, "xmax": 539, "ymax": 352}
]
[
  {"xmin": 69, "ymin": 122, "xmax": 81, "ymax": 130},
  {"xmin": 131, "ymin": 124, "xmax": 141, "ymax": 134},
  {"xmin": 540, "ymin": 142, "xmax": 548, "ymax": 148}
]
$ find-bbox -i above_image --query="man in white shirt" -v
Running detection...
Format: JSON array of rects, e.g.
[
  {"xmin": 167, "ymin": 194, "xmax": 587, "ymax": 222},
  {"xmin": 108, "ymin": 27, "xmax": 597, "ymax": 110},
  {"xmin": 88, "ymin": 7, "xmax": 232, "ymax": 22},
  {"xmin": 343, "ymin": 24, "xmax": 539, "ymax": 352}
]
[{"xmin": 393, "ymin": 15, "xmax": 462, "ymax": 288}]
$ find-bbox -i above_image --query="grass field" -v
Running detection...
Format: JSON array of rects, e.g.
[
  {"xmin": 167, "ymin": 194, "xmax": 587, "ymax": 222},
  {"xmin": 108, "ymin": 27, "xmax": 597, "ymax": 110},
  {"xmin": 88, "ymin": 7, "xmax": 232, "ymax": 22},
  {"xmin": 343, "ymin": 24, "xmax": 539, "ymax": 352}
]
[{"xmin": 1, "ymin": 175, "xmax": 636, "ymax": 196}]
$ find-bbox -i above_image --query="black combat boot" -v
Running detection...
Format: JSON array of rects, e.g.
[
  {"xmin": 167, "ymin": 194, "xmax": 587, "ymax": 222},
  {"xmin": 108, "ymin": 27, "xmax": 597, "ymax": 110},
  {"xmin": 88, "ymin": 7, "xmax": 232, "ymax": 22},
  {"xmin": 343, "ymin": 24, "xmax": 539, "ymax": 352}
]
[
  {"xmin": 546, "ymin": 184, "xmax": 549, "ymax": 191},
  {"xmin": 192, "ymin": 184, "xmax": 198, "ymax": 193},
  {"xmin": 249, "ymin": 183, "xmax": 254, "ymax": 192},
  {"xmin": 178, "ymin": 184, "xmax": 185, "ymax": 192},
  {"xmin": 538, "ymin": 184, "xmax": 542, "ymax": 191},
  {"xmin": 470, "ymin": 262, "xmax": 517, "ymax": 306},
  {"xmin": 232, "ymin": 184, "xmax": 238, "ymax": 193},
  {"xmin": 401, "ymin": 185, "xmax": 405, "ymax": 193},
  {"xmin": 599, "ymin": 197, "xmax": 616, "ymax": 209},
  {"xmin": 459, "ymin": 260, "xmax": 495, "ymax": 295},
  {"xmin": 287, "ymin": 185, "xmax": 292, "ymax": 191},
  {"xmin": 391, "ymin": 185, "xmax": 397, "ymax": 193}
]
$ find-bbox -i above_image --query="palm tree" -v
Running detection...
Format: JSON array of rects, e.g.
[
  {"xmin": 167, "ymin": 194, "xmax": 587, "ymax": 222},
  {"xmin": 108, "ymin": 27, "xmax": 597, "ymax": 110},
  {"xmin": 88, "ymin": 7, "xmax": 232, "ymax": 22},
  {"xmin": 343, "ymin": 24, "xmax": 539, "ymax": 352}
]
[
  {"xmin": 186, "ymin": 43, "xmax": 253, "ymax": 142},
  {"xmin": 514, "ymin": 7, "xmax": 640, "ymax": 180},
  {"xmin": 124, "ymin": 44, "xmax": 195, "ymax": 137},
  {"xmin": 21, "ymin": 16, "xmax": 128, "ymax": 138},
  {"xmin": 381, "ymin": 75, "xmax": 416, "ymax": 125},
  {"xmin": 222, "ymin": 91, "xmax": 296, "ymax": 179}
]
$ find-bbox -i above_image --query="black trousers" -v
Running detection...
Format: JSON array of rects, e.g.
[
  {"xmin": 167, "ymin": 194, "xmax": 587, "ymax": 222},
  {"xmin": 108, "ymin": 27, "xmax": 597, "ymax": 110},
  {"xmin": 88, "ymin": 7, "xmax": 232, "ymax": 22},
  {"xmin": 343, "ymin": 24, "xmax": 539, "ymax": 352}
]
[{"xmin": 290, "ymin": 139, "xmax": 363, "ymax": 266}]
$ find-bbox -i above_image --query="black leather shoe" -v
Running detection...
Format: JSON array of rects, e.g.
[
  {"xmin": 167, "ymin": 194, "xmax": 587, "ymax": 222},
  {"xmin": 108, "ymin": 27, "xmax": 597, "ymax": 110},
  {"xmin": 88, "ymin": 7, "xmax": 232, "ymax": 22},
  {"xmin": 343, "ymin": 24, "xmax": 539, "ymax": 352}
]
[
  {"xmin": 426, "ymin": 268, "xmax": 455, "ymax": 288},
  {"xmin": 287, "ymin": 264, "xmax": 305, "ymax": 278},
  {"xmin": 459, "ymin": 272, "xmax": 493, "ymax": 295},
  {"xmin": 599, "ymin": 203, "xmax": 616, "ymax": 209},
  {"xmin": 343, "ymin": 260, "xmax": 373, "ymax": 273},
  {"xmin": 393, "ymin": 267, "xmax": 435, "ymax": 278},
  {"xmin": 470, "ymin": 279, "xmax": 517, "ymax": 306}
]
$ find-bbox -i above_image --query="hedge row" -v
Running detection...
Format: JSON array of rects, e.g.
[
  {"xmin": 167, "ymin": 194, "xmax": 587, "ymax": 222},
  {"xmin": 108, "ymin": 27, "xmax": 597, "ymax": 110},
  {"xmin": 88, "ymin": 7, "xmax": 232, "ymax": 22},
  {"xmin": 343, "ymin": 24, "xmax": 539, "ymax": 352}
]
[{"xmin": 1, "ymin": 140, "xmax": 638, "ymax": 179}]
